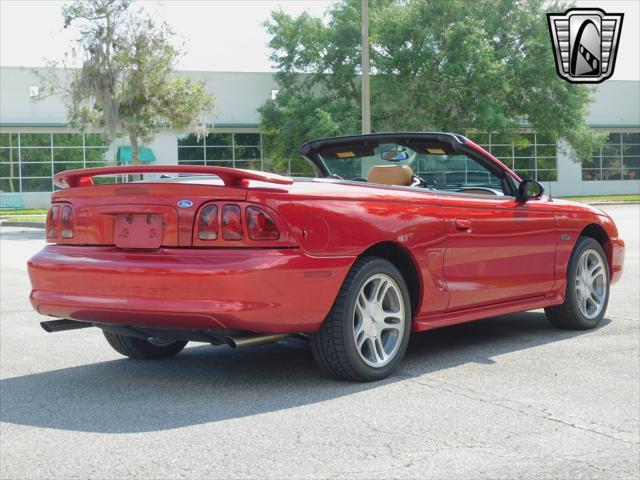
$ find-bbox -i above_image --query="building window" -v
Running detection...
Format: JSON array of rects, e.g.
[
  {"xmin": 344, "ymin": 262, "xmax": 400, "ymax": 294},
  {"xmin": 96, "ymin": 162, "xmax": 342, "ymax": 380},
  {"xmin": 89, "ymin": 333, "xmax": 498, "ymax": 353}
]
[
  {"xmin": 582, "ymin": 131, "xmax": 640, "ymax": 181},
  {"xmin": 0, "ymin": 132, "xmax": 112, "ymax": 193},
  {"xmin": 177, "ymin": 132, "xmax": 263, "ymax": 171},
  {"xmin": 468, "ymin": 131, "xmax": 558, "ymax": 182}
]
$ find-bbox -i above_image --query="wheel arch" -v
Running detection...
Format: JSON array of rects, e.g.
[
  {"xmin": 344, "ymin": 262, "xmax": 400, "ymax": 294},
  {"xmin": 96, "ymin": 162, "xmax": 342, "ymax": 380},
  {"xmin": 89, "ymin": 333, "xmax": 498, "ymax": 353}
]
[
  {"xmin": 357, "ymin": 241, "xmax": 422, "ymax": 317},
  {"xmin": 580, "ymin": 223, "xmax": 613, "ymax": 277}
]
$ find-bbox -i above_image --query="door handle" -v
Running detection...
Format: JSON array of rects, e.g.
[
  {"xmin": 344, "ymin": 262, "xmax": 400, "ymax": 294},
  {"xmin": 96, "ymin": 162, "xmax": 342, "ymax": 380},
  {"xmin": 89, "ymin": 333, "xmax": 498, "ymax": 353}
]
[{"xmin": 454, "ymin": 218, "xmax": 472, "ymax": 231}]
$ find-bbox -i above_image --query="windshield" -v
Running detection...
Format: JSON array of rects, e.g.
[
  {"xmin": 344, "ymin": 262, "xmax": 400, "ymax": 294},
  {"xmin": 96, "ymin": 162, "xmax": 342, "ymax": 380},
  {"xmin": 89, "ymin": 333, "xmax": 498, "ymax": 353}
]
[{"xmin": 319, "ymin": 143, "xmax": 501, "ymax": 189}]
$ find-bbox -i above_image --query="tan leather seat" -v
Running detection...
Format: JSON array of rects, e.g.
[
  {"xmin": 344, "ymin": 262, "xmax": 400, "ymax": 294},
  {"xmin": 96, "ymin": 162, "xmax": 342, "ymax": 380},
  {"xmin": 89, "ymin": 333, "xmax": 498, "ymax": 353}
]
[{"xmin": 367, "ymin": 165, "xmax": 414, "ymax": 186}]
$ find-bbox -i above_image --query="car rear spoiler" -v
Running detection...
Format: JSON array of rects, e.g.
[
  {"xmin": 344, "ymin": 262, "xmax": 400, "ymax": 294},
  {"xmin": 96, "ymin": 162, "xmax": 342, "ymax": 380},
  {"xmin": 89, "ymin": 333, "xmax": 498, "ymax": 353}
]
[{"xmin": 53, "ymin": 165, "xmax": 294, "ymax": 189}]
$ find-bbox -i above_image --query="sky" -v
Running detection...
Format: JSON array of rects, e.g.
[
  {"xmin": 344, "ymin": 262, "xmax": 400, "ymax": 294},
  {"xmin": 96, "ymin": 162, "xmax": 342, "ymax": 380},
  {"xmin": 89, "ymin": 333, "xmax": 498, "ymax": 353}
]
[{"xmin": 0, "ymin": 0, "xmax": 638, "ymax": 80}]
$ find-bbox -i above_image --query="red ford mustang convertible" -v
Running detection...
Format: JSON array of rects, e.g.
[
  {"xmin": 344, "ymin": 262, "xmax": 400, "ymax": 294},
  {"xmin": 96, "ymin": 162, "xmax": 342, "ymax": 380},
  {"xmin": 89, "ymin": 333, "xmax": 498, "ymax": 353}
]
[{"xmin": 28, "ymin": 133, "xmax": 625, "ymax": 381}]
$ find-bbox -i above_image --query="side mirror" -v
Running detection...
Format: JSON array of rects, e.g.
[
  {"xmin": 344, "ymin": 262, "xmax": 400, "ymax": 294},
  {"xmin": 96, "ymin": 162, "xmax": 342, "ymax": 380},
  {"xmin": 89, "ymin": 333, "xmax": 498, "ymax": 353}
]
[{"xmin": 518, "ymin": 179, "xmax": 544, "ymax": 201}]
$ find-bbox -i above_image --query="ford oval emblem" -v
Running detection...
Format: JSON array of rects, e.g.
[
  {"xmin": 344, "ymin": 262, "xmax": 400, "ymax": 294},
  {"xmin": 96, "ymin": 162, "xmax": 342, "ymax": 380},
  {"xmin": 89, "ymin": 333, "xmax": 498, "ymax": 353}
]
[{"xmin": 177, "ymin": 200, "xmax": 193, "ymax": 208}]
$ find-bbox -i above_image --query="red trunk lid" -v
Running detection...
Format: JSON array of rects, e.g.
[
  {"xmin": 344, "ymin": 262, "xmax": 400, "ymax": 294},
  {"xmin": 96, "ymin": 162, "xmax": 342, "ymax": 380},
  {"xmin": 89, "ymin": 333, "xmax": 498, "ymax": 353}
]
[{"xmin": 51, "ymin": 181, "xmax": 247, "ymax": 247}]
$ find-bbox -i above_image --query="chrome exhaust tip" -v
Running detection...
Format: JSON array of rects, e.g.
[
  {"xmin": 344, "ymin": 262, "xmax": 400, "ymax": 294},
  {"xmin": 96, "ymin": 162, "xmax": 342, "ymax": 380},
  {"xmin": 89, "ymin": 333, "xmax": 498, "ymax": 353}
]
[{"xmin": 224, "ymin": 333, "xmax": 289, "ymax": 348}]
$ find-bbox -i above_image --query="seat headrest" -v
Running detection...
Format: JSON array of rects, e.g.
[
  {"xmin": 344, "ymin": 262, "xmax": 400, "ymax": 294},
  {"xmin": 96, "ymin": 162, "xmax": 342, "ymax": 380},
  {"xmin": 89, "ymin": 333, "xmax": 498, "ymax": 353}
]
[{"xmin": 367, "ymin": 165, "xmax": 414, "ymax": 186}]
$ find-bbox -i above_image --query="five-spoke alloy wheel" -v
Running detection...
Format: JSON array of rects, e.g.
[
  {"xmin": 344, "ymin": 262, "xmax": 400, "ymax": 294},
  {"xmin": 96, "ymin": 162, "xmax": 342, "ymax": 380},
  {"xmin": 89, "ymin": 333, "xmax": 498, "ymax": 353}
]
[
  {"xmin": 545, "ymin": 236, "xmax": 610, "ymax": 330},
  {"xmin": 574, "ymin": 248, "xmax": 607, "ymax": 319},
  {"xmin": 352, "ymin": 273, "xmax": 405, "ymax": 368},
  {"xmin": 311, "ymin": 257, "xmax": 412, "ymax": 382}
]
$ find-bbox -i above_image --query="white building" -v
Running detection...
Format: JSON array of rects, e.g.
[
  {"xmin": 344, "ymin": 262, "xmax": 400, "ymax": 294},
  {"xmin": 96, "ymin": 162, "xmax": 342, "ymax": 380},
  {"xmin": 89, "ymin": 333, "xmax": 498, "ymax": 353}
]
[{"xmin": 1, "ymin": 66, "xmax": 638, "ymax": 208}]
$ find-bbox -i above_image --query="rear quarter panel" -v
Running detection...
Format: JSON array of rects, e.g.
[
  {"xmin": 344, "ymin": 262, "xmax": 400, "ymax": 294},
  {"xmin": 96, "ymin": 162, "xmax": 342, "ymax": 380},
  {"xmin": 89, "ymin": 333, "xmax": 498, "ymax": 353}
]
[{"xmin": 248, "ymin": 181, "xmax": 449, "ymax": 315}]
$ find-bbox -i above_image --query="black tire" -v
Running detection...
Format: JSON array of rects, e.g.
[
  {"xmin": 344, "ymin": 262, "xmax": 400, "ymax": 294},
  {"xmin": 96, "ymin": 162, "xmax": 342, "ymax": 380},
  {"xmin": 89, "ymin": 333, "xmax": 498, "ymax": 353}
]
[
  {"xmin": 103, "ymin": 331, "xmax": 187, "ymax": 359},
  {"xmin": 310, "ymin": 257, "xmax": 412, "ymax": 382},
  {"xmin": 545, "ymin": 236, "xmax": 610, "ymax": 330}
]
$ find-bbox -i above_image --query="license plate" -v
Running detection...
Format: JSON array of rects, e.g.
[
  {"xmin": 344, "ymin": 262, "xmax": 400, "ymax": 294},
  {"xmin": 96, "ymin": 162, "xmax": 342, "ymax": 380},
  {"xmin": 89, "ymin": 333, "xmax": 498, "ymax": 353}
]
[{"xmin": 114, "ymin": 214, "xmax": 163, "ymax": 249}]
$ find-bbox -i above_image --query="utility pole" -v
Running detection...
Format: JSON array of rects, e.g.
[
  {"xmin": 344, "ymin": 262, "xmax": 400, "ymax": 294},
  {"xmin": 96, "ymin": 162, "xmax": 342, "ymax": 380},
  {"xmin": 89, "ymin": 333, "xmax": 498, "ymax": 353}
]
[{"xmin": 361, "ymin": 0, "xmax": 371, "ymax": 134}]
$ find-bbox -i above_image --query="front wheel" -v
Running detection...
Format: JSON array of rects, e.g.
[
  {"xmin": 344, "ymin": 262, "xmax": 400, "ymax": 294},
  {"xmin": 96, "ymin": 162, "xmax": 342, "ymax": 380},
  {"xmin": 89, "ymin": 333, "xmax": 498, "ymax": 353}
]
[
  {"xmin": 103, "ymin": 331, "xmax": 187, "ymax": 359},
  {"xmin": 310, "ymin": 257, "xmax": 412, "ymax": 382},
  {"xmin": 545, "ymin": 236, "xmax": 610, "ymax": 330}
]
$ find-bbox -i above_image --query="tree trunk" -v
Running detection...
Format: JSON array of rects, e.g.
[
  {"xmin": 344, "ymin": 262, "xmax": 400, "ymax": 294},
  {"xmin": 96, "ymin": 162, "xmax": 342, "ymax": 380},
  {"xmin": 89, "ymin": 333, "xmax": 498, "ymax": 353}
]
[
  {"xmin": 128, "ymin": 131, "xmax": 143, "ymax": 182},
  {"xmin": 129, "ymin": 131, "xmax": 140, "ymax": 165}
]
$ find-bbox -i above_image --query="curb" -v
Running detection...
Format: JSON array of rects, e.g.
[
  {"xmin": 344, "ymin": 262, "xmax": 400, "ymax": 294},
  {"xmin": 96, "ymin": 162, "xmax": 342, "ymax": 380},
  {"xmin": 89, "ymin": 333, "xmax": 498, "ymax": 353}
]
[
  {"xmin": 587, "ymin": 202, "xmax": 640, "ymax": 206},
  {"xmin": 0, "ymin": 221, "xmax": 45, "ymax": 229}
]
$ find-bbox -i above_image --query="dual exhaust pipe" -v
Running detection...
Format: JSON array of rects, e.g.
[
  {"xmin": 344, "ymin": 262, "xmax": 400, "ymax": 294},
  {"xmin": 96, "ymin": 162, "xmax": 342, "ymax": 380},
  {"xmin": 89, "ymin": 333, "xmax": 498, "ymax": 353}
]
[
  {"xmin": 40, "ymin": 319, "xmax": 289, "ymax": 348},
  {"xmin": 40, "ymin": 319, "xmax": 94, "ymax": 333}
]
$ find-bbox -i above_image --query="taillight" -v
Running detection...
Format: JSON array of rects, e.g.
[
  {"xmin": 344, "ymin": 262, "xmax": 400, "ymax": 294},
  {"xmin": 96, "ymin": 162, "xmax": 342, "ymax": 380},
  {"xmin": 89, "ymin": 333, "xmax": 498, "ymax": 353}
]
[
  {"xmin": 246, "ymin": 206, "xmax": 279, "ymax": 240},
  {"xmin": 60, "ymin": 205, "xmax": 74, "ymax": 238},
  {"xmin": 195, "ymin": 203, "xmax": 286, "ymax": 244},
  {"xmin": 46, "ymin": 205, "xmax": 60, "ymax": 238},
  {"xmin": 222, "ymin": 205, "xmax": 243, "ymax": 240},
  {"xmin": 198, "ymin": 205, "xmax": 218, "ymax": 240}
]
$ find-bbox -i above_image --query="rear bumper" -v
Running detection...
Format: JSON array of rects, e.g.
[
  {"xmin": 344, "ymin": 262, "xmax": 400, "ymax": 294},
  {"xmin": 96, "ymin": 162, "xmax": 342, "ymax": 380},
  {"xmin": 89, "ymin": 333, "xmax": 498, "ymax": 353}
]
[{"xmin": 28, "ymin": 245, "xmax": 354, "ymax": 333}]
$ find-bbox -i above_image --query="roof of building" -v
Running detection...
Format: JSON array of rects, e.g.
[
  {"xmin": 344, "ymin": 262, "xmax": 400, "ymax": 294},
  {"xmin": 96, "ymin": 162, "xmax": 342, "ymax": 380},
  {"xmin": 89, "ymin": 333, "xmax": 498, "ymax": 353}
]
[{"xmin": 0, "ymin": 66, "xmax": 638, "ymax": 128}]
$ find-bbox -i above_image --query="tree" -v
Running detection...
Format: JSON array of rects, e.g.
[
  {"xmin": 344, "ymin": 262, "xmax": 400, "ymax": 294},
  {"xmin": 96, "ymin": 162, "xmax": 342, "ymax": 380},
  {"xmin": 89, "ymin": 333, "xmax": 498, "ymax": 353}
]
[
  {"xmin": 259, "ymin": 0, "xmax": 601, "ymax": 173},
  {"xmin": 38, "ymin": 0, "xmax": 213, "ymax": 164}
]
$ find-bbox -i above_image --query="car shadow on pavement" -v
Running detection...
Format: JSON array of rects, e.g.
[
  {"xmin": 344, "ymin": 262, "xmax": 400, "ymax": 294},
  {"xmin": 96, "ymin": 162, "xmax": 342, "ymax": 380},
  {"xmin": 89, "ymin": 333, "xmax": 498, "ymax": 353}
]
[{"xmin": 0, "ymin": 311, "xmax": 609, "ymax": 434}]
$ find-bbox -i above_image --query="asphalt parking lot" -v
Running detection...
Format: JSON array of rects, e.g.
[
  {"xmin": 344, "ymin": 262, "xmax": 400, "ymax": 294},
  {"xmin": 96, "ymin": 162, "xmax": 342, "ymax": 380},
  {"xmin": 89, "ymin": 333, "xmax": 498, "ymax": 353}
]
[{"xmin": 1, "ymin": 204, "xmax": 638, "ymax": 479}]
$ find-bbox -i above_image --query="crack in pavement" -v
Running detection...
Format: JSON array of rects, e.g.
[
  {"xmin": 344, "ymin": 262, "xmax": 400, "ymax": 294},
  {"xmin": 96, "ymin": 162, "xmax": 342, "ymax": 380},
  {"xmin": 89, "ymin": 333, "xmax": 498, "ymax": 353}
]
[
  {"xmin": 394, "ymin": 375, "xmax": 640, "ymax": 446},
  {"xmin": 608, "ymin": 314, "xmax": 640, "ymax": 322},
  {"xmin": 327, "ymin": 443, "xmax": 500, "ymax": 480}
]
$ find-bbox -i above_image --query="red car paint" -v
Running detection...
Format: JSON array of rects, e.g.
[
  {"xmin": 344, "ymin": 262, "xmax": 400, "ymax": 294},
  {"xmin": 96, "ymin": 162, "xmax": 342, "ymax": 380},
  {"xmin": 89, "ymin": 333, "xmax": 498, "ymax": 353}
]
[{"xmin": 28, "ymin": 134, "xmax": 625, "ymax": 335}]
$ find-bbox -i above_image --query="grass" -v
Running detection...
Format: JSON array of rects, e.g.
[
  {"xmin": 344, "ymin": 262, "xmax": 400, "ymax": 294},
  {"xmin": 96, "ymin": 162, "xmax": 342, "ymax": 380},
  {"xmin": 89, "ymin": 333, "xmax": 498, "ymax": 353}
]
[
  {"xmin": 0, "ymin": 208, "xmax": 48, "ymax": 215},
  {"xmin": 2, "ymin": 215, "xmax": 47, "ymax": 223},
  {"xmin": 560, "ymin": 194, "xmax": 640, "ymax": 203},
  {"xmin": 0, "ymin": 209, "xmax": 48, "ymax": 223}
]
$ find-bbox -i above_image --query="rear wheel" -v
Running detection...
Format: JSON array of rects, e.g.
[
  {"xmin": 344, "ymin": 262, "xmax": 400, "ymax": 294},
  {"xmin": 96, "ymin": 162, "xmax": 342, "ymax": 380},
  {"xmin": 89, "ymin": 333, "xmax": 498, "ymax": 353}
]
[
  {"xmin": 103, "ymin": 331, "xmax": 187, "ymax": 359},
  {"xmin": 310, "ymin": 257, "xmax": 411, "ymax": 382},
  {"xmin": 545, "ymin": 236, "xmax": 610, "ymax": 330}
]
